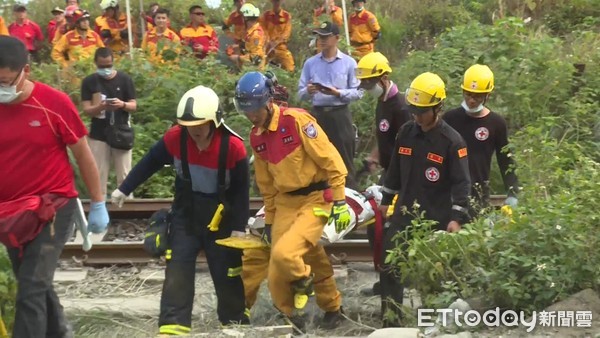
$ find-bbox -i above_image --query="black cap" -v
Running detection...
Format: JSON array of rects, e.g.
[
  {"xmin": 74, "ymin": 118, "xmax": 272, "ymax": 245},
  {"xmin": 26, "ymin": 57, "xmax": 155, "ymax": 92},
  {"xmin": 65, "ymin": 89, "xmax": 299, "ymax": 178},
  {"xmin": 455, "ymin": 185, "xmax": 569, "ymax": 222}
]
[
  {"xmin": 13, "ymin": 4, "xmax": 27, "ymax": 12},
  {"xmin": 313, "ymin": 21, "xmax": 340, "ymax": 36}
]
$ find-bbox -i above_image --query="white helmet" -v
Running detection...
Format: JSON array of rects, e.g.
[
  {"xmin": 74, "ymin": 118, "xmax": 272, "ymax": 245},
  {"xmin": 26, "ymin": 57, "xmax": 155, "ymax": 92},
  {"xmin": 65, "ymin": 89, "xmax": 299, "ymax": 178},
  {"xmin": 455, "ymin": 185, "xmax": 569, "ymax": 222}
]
[
  {"xmin": 100, "ymin": 0, "xmax": 119, "ymax": 10},
  {"xmin": 176, "ymin": 86, "xmax": 223, "ymax": 127},
  {"xmin": 240, "ymin": 3, "xmax": 259, "ymax": 18}
]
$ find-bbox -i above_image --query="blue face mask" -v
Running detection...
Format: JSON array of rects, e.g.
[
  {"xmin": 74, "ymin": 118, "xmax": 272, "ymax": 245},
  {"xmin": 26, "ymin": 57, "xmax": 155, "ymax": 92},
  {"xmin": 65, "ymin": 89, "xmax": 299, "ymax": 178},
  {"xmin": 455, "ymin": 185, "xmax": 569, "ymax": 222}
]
[{"xmin": 96, "ymin": 68, "xmax": 113, "ymax": 78}]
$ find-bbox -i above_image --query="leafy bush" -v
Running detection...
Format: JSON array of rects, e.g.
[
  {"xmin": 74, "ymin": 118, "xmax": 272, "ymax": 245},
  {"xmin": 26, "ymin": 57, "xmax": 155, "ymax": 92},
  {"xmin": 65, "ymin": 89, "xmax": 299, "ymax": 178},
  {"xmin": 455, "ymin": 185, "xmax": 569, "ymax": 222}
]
[{"xmin": 0, "ymin": 247, "xmax": 16, "ymax": 335}]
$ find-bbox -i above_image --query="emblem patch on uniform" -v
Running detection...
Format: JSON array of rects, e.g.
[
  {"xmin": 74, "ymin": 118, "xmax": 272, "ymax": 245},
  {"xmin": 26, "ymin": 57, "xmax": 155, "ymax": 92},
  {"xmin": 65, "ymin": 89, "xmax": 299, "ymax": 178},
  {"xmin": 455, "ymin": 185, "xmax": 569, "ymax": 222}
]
[
  {"xmin": 399, "ymin": 147, "xmax": 412, "ymax": 156},
  {"xmin": 427, "ymin": 152, "xmax": 444, "ymax": 164},
  {"xmin": 425, "ymin": 167, "xmax": 440, "ymax": 182},
  {"xmin": 470, "ymin": 81, "xmax": 478, "ymax": 89},
  {"xmin": 255, "ymin": 143, "xmax": 267, "ymax": 153},
  {"xmin": 302, "ymin": 122, "xmax": 318, "ymax": 139},
  {"xmin": 282, "ymin": 135, "xmax": 294, "ymax": 144},
  {"xmin": 321, "ymin": 22, "xmax": 328, "ymax": 29},
  {"xmin": 458, "ymin": 147, "xmax": 468, "ymax": 158},
  {"xmin": 379, "ymin": 119, "xmax": 390, "ymax": 132},
  {"xmin": 475, "ymin": 127, "xmax": 489, "ymax": 141}
]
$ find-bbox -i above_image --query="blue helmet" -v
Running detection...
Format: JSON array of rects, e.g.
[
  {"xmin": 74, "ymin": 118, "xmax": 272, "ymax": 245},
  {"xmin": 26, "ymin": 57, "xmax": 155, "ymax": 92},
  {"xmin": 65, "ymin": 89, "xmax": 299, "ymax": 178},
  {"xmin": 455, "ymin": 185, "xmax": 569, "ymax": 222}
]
[{"xmin": 234, "ymin": 71, "xmax": 273, "ymax": 114}]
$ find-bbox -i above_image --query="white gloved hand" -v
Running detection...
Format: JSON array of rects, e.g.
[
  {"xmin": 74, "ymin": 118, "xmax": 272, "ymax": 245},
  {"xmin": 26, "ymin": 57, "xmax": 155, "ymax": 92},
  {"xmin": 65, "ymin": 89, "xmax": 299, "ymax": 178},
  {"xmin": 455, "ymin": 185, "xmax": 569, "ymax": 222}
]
[
  {"xmin": 111, "ymin": 189, "xmax": 127, "ymax": 208},
  {"xmin": 231, "ymin": 230, "xmax": 246, "ymax": 238}
]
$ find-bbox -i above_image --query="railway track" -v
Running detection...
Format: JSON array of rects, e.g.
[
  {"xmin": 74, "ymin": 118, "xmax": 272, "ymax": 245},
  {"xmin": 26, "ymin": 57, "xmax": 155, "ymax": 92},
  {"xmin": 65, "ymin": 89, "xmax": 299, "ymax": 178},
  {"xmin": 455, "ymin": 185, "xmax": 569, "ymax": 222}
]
[{"xmin": 62, "ymin": 195, "xmax": 507, "ymax": 265}]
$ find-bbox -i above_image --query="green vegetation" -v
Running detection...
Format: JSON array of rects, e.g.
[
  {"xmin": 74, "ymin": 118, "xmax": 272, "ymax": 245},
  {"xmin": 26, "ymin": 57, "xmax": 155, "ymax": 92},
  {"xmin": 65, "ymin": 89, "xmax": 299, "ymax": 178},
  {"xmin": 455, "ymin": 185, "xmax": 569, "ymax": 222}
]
[{"xmin": 1, "ymin": 0, "xmax": 599, "ymax": 333}]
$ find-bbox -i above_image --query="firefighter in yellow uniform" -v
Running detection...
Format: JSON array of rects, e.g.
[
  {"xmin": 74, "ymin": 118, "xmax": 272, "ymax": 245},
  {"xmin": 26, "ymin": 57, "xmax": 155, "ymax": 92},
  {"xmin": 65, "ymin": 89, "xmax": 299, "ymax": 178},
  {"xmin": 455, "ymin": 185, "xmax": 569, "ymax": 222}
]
[
  {"xmin": 141, "ymin": 8, "xmax": 180, "ymax": 64},
  {"xmin": 0, "ymin": 16, "xmax": 9, "ymax": 36},
  {"xmin": 260, "ymin": 0, "xmax": 294, "ymax": 72},
  {"xmin": 52, "ymin": 9, "xmax": 105, "ymax": 67},
  {"xmin": 349, "ymin": 0, "xmax": 380, "ymax": 59},
  {"xmin": 97, "ymin": 0, "xmax": 137, "ymax": 56},
  {"xmin": 222, "ymin": 0, "xmax": 246, "ymax": 44},
  {"xmin": 229, "ymin": 3, "xmax": 266, "ymax": 71},
  {"xmin": 235, "ymin": 71, "xmax": 347, "ymax": 332},
  {"xmin": 313, "ymin": 0, "xmax": 343, "ymax": 28}
]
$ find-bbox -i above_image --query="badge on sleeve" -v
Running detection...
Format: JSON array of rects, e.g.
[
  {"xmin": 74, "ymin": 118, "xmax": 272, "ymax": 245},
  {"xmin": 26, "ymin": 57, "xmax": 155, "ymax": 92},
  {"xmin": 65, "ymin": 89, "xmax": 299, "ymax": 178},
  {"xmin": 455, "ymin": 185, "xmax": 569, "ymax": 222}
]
[
  {"xmin": 379, "ymin": 119, "xmax": 390, "ymax": 132},
  {"xmin": 425, "ymin": 167, "xmax": 440, "ymax": 182},
  {"xmin": 458, "ymin": 147, "xmax": 468, "ymax": 158},
  {"xmin": 302, "ymin": 122, "xmax": 318, "ymax": 139}
]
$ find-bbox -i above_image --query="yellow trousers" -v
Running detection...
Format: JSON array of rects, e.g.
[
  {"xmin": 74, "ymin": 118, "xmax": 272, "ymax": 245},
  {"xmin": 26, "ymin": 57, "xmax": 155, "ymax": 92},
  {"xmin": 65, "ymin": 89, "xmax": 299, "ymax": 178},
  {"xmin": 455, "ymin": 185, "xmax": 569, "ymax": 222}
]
[
  {"xmin": 266, "ymin": 190, "xmax": 341, "ymax": 316},
  {"xmin": 267, "ymin": 45, "xmax": 295, "ymax": 72},
  {"xmin": 351, "ymin": 42, "xmax": 374, "ymax": 59}
]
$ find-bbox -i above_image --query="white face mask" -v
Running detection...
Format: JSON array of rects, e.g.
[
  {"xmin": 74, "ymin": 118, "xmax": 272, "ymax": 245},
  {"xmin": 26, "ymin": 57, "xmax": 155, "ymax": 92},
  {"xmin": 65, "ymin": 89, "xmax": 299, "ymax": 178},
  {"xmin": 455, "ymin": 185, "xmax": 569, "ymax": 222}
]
[
  {"xmin": 0, "ymin": 70, "xmax": 24, "ymax": 104},
  {"xmin": 366, "ymin": 83, "xmax": 384, "ymax": 98},
  {"xmin": 461, "ymin": 100, "xmax": 484, "ymax": 115}
]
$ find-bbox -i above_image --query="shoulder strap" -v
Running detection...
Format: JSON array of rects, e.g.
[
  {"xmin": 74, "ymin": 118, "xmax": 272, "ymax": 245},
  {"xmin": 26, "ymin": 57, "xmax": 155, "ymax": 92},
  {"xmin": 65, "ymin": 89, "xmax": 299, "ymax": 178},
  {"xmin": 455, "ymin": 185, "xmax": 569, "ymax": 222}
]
[
  {"xmin": 180, "ymin": 127, "xmax": 191, "ymax": 181},
  {"xmin": 217, "ymin": 130, "xmax": 230, "ymax": 204}
]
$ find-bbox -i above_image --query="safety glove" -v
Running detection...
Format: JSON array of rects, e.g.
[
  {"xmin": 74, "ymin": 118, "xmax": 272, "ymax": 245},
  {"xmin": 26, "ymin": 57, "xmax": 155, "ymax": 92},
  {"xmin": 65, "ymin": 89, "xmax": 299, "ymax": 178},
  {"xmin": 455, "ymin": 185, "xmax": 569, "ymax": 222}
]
[
  {"xmin": 261, "ymin": 224, "xmax": 272, "ymax": 246},
  {"xmin": 111, "ymin": 189, "xmax": 127, "ymax": 208},
  {"xmin": 88, "ymin": 201, "xmax": 110, "ymax": 234},
  {"xmin": 330, "ymin": 201, "xmax": 351, "ymax": 233}
]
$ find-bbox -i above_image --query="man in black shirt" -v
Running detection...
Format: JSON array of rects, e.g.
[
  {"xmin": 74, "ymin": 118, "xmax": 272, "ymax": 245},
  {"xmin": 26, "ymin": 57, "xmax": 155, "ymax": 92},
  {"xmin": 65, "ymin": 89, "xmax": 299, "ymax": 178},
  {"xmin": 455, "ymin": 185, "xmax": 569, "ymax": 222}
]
[
  {"xmin": 378, "ymin": 72, "xmax": 471, "ymax": 327},
  {"xmin": 81, "ymin": 47, "xmax": 137, "ymax": 197},
  {"xmin": 442, "ymin": 64, "xmax": 519, "ymax": 211},
  {"xmin": 355, "ymin": 51, "xmax": 411, "ymax": 296}
]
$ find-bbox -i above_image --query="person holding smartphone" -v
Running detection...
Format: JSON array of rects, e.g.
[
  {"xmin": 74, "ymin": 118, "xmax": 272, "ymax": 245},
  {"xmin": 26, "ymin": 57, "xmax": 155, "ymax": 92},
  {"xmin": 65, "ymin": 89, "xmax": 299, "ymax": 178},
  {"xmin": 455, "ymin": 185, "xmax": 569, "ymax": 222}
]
[
  {"xmin": 298, "ymin": 21, "xmax": 364, "ymax": 190},
  {"xmin": 81, "ymin": 47, "xmax": 137, "ymax": 198}
]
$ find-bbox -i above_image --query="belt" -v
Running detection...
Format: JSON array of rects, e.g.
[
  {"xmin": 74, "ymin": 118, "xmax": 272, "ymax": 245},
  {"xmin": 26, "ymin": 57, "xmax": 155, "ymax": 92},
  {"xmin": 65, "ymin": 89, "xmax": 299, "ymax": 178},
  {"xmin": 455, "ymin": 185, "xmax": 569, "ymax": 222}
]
[
  {"xmin": 351, "ymin": 41, "xmax": 373, "ymax": 46},
  {"xmin": 313, "ymin": 105, "xmax": 348, "ymax": 112},
  {"xmin": 287, "ymin": 181, "xmax": 329, "ymax": 196}
]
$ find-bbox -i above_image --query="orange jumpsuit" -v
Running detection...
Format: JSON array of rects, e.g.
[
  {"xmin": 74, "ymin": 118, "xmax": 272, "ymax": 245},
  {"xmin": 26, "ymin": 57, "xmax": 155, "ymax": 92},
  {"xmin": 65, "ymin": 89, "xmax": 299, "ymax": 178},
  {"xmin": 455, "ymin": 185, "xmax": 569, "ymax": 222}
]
[
  {"xmin": 249, "ymin": 104, "xmax": 346, "ymax": 317},
  {"xmin": 51, "ymin": 29, "xmax": 105, "ymax": 67},
  {"xmin": 96, "ymin": 13, "xmax": 136, "ymax": 54},
  {"xmin": 260, "ymin": 9, "xmax": 294, "ymax": 72},
  {"xmin": 239, "ymin": 22, "xmax": 266, "ymax": 70},
  {"xmin": 313, "ymin": 5, "xmax": 344, "ymax": 28},
  {"xmin": 223, "ymin": 10, "xmax": 245, "ymax": 44},
  {"xmin": 349, "ymin": 9, "xmax": 380, "ymax": 58},
  {"xmin": 141, "ymin": 27, "xmax": 181, "ymax": 64},
  {"xmin": 0, "ymin": 16, "xmax": 8, "ymax": 36},
  {"xmin": 180, "ymin": 23, "xmax": 219, "ymax": 59}
]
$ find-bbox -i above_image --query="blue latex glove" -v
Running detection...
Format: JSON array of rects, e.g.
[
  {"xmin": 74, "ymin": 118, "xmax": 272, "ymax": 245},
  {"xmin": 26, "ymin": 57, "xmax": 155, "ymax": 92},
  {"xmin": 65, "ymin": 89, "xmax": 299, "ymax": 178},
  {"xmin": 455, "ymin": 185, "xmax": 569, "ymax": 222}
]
[
  {"xmin": 504, "ymin": 196, "xmax": 518, "ymax": 208},
  {"xmin": 88, "ymin": 201, "xmax": 110, "ymax": 234}
]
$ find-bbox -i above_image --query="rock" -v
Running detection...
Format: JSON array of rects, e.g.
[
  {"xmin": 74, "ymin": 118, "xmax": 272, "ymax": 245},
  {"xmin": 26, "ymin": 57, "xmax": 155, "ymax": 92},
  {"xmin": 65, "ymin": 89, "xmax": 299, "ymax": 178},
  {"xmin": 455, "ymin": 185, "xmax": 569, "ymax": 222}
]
[
  {"xmin": 53, "ymin": 269, "xmax": 88, "ymax": 283},
  {"xmin": 367, "ymin": 327, "xmax": 422, "ymax": 338}
]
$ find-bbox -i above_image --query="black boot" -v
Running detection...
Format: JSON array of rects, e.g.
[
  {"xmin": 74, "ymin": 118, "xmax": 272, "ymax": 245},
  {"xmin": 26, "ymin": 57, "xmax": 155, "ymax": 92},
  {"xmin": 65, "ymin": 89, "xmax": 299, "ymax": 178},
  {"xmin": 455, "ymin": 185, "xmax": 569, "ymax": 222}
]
[
  {"xmin": 320, "ymin": 307, "xmax": 345, "ymax": 330},
  {"xmin": 359, "ymin": 281, "xmax": 381, "ymax": 296}
]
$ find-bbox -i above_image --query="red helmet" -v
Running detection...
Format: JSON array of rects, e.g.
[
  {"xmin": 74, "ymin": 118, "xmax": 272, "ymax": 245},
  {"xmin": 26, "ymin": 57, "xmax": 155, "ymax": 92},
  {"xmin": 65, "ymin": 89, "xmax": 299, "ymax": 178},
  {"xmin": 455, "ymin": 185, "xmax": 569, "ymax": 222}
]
[
  {"xmin": 64, "ymin": 4, "xmax": 79, "ymax": 17},
  {"xmin": 69, "ymin": 8, "xmax": 90, "ymax": 23}
]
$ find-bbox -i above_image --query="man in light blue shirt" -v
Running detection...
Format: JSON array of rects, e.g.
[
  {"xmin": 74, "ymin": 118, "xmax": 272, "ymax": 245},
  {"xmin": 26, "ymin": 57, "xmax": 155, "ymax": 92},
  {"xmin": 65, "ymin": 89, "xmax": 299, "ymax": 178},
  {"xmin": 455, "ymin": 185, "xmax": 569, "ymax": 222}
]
[{"xmin": 298, "ymin": 21, "xmax": 363, "ymax": 189}]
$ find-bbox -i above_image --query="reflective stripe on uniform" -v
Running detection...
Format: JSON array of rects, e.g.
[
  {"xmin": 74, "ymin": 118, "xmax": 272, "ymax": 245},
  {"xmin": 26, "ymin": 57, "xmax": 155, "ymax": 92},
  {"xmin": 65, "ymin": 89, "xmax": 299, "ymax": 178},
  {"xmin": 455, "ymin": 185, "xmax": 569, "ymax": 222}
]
[
  {"xmin": 159, "ymin": 324, "xmax": 191, "ymax": 335},
  {"xmin": 227, "ymin": 266, "xmax": 242, "ymax": 277},
  {"xmin": 382, "ymin": 186, "xmax": 399, "ymax": 195},
  {"xmin": 452, "ymin": 205, "xmax": 469, "ymax": 214}
]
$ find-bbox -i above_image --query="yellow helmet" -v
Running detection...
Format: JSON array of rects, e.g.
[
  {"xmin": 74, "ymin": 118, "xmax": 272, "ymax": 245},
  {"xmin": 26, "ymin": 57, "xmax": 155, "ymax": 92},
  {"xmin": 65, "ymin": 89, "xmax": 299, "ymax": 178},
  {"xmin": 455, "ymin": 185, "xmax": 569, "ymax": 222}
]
[
  {"xmin": 461, "ymin": 64, "xmax": 494, "ymax": 93},
  {"xmin": 356, "ymin": 52, "xmax": 392, "ymax": 79},
  {"xmin": 405, "ymin": 72, "xmax": 446, "ymax": 109},
  {"xmin": 240, "ymin": 3, "xmax": 260, "ymax": 18}
]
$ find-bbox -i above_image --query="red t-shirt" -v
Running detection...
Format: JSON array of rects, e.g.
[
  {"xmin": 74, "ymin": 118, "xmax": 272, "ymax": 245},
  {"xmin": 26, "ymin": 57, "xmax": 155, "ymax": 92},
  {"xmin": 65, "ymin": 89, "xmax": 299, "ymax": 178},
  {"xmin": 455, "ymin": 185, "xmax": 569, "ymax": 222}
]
[
  {"xmin": 9, "ymin": 20, "xmax": 44, "ymax": 51},
  {"xmin": 0, "ymin": 82, "xmax": 88, "ymax": 202}
]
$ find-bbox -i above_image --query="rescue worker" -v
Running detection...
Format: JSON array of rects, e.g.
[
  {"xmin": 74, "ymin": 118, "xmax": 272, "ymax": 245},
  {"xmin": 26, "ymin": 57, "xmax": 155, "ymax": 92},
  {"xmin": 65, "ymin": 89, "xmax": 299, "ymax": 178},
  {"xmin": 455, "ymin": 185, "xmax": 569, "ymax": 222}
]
[
  {"xmin": 235, "ymin": 71, "xmax": 347, "ymax": 331},
  {"xmin": 222, "ymin": 0, "xmax": 246, "ymax": 44},
  {"xmin": 348, "ymin": 0, "xmax": 380, "ymax": 59},
  {"xmin": 355, "ymin": 51, "xmax": 411, "ymax": 296},
  {"xmin": 259, "ymin": 0, "xmax": 295, "ymax": 72},
  {"xmin": 47, "ymin": 7, "xmax": 66, "ymax": 44},
  {"xmin": 0, "ymin": 35, "xmax": 109, "ymax": 338},
  {"xmin": 180, "ymin": 5, "xmax": 219, "ymax": 60},
  {"xmin": 298, "ymin": 21, "xmax": 364, "ymax": 190},
  {"xmin": 96, "ymin": 0, "xmax": 136, "ymax": 56},
  {"xmin": 228, "ymin": 3, "xmax": 266, "ymax": 71},
  {"xmin": 0, "ymin": 16, "xmax": 8, "ymax": 36},
  {"xmin": 442, "ymin": 64, "xmax": 519, "ymax": 211},
  {"xmin": 141, "ymin": 8, "xmax": 180, "ymax": 64},
  {"xmin": 52, "ymin": 4, "xmax": 79, "ymax": 45},
  {"xmin": 378, "ymin": 72, "xmax": 471, "ymax": 327},
  {"xmin": 313, "ymin": 0, "xmax": 343, "ymax": 28},
  {"xmin": 52, "ymin": 9, "xmax": 105, "ymax": 68},
  {"xmin": 111, "ymin": 86, "xmax": 250, "ymax": 335}
]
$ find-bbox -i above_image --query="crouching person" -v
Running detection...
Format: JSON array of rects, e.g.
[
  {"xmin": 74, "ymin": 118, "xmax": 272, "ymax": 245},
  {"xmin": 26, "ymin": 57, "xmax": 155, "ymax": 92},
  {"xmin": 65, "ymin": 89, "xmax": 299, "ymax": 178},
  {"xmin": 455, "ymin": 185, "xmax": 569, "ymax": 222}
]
[{"xmin": 111, "ymin": 86, "xmax": 250, "ymax": 335}]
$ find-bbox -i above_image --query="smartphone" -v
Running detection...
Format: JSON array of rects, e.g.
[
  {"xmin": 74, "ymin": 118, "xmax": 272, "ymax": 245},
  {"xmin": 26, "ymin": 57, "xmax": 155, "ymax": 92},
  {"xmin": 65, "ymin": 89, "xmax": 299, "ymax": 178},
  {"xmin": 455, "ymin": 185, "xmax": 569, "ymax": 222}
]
[
  {"xmin": 106, "ymin": 97, "xmax": 117, "ymax": 103},
  {"xmin": 312, "ymin": 83, "xmax": 332, "ymax": 91}
]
